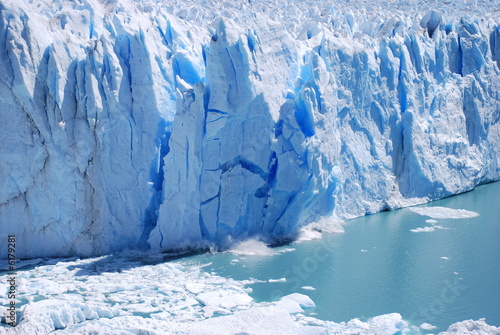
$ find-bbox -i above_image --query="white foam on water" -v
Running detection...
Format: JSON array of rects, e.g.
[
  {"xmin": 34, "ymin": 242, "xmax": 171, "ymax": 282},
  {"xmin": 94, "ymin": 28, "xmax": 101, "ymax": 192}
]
[
  {"xmin": 229, "ymin": 239, "xmax": 278, "ymax": 256},
  {"xmin": 296, "ymin": 228, "xmax": 323, "ymax": 242},
  {"xmin": 296, "ymin": 217, "xmax": 345, "ymax": 243},
  {"xmin": 411, "ymin": 225, "xmax": 450, "ymax": 233}
]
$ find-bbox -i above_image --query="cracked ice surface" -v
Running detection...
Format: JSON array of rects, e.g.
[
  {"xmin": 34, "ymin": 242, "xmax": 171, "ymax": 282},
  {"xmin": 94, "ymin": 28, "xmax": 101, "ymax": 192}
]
[{"xmin": 0, "ymin": 0, "xmax": 500, "ymax": 258}]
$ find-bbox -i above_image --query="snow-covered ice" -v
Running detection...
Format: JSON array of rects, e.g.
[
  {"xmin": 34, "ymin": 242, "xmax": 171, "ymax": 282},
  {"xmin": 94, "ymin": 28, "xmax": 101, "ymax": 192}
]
[
  {"xmin": 268, "ymin": 278, "xmax": 287, "ymax": 283},
  {"xmin": 0, "ymin": 0, "xmax": 499, "ymax": 259},
  {"xmin": 439, "ymin": 318, "xmax": 500, "ymax": 335}
]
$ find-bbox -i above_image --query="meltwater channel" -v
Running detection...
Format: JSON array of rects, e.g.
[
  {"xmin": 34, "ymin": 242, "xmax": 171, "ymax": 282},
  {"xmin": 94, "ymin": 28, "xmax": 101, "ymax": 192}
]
[{"xmin": 185, "ymin": 181, "xmax": 500, "ymax": 333}]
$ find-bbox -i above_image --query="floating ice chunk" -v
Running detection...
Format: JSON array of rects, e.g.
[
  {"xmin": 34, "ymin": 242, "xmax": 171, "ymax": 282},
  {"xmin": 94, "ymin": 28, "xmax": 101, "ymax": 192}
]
[
  {"xmin": 301, "ymin": 286, "xmax": 316, "ymax": 291},
  {"xmin": 420, "ymin": 322, "xmax": 437, "ymax": 330},
  {"xmin": 409, "ymin": 207, "xmax": 480, "ymax": 219},
  {"xmin": 275, "ymin": 300, "xmax": 305, "ymax": 314},
  {"xmin": 279, "ymin": 248, "xmax": 296, "ymax": 253},
  {"xmin": 11, "ymin": 300, "xmax": 118, "ymax": 334},
  {"xmin": 426, "ymin": 219, "xmax": 439, "ymax": 224},
  {"xmin": 411, "ymin": 226, "xmax": 435, "ymax": 233},
  {"xmin": 325, "ymin": 313, "xmax": 408, "ymax": 334},
  {"xmin": 184, "ymin": 305, "xmax": 326, "ymax": 335},
  {"xmin": 361, "ymin": 249, "xmax": 368, "ymax": 252},
  {"xmin": 440, "ymin": 256, "xmax": 449, "ymax": 260},
  {"xmin": 367, "ymin": 313, "xmax": 409, "ymax": 334},
  {"xmin": 411, "ymin": 225, "xmax": 450, "ymax": 233},
  {"xmin": 279, "ymin": 293, "xmax": 316, "ymax": 310},
  {"xmin": 440, "ymin": 318, "xmax": 500, "ymax": 335},
  {"xmin": 272, "ymin": 294, "xmax": 316, "ymax": 317},
  {"xmin": 229, "ymin": 239, "xmax": 278, "ymax": 256},
  {"xmin": 268, "ymin": 278, "xmax": 287, "ymax": 283}
]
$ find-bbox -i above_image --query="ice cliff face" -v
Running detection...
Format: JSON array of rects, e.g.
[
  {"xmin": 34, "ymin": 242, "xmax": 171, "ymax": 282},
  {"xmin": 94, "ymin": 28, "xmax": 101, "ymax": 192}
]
[{"xmin": 1, "ymin": 0, "xmax": 499, "ymax": 259}]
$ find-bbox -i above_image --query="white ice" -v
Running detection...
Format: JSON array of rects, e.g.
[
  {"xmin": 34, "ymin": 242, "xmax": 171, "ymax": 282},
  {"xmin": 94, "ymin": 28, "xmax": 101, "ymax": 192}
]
[
  {"xmin": 409, "ymin": 206, "xmax": 480, "ymax": 219},
  {"xmin": 410, "ymin": 225, "xmax": 449, "ymax": 233},
  {"xmin": 301, "ymin": 286, "xmax": 316, "ymax": 291},
  {"xmin": 229, "ymin": 239, "xmax": 278, "ymax": 256},
  {"xmin": 420, "ymin": 322, "xmax": 437, "ymax": 330},
  {"xmin": 268, "ymin": 278, "xmax": 287, "ymax": 283},
  {"xmin": 439, "ymin": 318, "xmax": 500, "ymax": 335}
]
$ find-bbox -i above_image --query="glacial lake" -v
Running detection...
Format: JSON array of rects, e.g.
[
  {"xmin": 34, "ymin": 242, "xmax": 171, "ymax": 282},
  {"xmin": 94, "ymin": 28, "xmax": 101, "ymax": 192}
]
[{"xmin": 185, "ymin": 181, "xmax": 500, "ymax": 333}]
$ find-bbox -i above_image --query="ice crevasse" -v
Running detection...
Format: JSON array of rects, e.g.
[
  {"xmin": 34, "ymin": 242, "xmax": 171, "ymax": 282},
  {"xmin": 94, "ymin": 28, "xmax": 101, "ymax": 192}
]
[{"xmin": 0, "ymin": 0, "xmax": 499, "ymax": 259}]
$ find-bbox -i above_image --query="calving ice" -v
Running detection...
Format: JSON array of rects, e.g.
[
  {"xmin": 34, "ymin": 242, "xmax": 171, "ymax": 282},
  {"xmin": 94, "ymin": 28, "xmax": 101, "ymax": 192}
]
[{"xmin": 0, "ymin": 0, "xmax": 499, "ymax": 259}]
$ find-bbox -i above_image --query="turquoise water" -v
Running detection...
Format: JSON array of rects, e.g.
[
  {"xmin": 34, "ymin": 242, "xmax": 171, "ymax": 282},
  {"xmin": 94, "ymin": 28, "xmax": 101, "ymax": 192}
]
[{"xmin": 186, "ymin": 182, "xmax": 500, "ymax": 332}]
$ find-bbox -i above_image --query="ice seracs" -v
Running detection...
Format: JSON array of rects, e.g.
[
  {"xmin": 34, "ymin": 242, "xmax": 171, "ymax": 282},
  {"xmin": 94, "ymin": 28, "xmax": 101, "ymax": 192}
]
[{"xmin": 0, "ymin": 0, "xmax": 499, "ymax": 259}]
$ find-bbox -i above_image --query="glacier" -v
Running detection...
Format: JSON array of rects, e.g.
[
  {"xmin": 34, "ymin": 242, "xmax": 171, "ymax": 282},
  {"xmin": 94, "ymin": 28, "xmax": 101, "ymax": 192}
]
[{"xmin": 0, "ymin": 0, "xmax": 499, "ymax": 259}]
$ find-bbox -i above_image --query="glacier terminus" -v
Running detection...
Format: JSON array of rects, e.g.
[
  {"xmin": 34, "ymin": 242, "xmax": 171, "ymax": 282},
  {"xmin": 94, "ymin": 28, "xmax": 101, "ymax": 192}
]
[{"xmin": 0, "ymin": 0, "xmax": 499, "ymax": 259}]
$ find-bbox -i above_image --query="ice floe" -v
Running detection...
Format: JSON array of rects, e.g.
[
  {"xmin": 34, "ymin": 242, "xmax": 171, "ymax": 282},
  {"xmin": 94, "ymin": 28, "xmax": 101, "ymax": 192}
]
[
  {"xmin": 409, "ymin": 207, "xmax": 480, "ymax": 220},
  {"xmin": 410, "ymin": 225, "xmax": 449, "ymax": 233}
]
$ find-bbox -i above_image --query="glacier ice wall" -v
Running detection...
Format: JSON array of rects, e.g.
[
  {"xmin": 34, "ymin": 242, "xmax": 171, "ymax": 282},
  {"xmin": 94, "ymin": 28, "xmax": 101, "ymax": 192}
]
[{"xmin": 0, "ymin": 0, "xmax": 499, "ymax": 258}]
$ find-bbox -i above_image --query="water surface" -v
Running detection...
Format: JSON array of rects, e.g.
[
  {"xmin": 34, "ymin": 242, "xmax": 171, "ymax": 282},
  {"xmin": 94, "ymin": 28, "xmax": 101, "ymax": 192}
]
[{"xmin": 187, "ymin": 182, "xmax": 500, "ymax": 332}]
